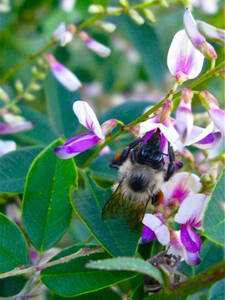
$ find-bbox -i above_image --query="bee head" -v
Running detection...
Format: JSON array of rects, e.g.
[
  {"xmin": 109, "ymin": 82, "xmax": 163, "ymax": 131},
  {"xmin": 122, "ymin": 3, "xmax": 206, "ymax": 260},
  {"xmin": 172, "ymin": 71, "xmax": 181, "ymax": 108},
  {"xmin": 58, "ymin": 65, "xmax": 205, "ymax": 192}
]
[{"xmin": 137, "ymin": 129, "xmax": 164, "ymax": 169}]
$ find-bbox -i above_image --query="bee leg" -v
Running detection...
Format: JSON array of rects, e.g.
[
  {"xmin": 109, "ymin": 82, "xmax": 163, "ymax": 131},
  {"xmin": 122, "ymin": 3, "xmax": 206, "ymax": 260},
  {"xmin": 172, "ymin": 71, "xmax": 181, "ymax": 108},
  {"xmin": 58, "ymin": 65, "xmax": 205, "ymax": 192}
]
[
  {"xmin": 110, "ymin": 137, "xmax": 143, "ymax": 169},
  {"xmin": 165, "ymin": 143, "xmax": 175, "ymax": 181}
]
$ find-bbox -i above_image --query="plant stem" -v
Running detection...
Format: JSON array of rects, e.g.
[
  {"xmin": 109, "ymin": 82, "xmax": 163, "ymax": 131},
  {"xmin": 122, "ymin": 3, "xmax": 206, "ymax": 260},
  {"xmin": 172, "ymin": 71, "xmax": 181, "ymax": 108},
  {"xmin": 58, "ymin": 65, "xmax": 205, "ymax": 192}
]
[
  {"xmin": 144, "ymin": 260, "xmax": 225, "ymax": 300},
  {"xmin": 0, "ymin": 246, "xmax": 103, "ymax": 280}
]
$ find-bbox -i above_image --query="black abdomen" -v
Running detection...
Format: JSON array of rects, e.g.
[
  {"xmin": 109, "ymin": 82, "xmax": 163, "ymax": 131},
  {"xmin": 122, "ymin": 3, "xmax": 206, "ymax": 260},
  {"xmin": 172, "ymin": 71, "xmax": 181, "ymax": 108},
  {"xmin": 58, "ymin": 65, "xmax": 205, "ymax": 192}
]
[{"xmin": 129, "ymin": 175, "xmax": 149, "ymax": 192}]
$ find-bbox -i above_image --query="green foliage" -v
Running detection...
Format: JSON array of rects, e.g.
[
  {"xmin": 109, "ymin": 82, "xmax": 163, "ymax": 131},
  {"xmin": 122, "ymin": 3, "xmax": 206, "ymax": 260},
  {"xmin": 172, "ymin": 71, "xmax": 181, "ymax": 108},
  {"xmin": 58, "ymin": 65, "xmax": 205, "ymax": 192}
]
[
  {"xmin": 22, "ymin": 139, "xmax": 77, "ymax": 251},
  {"xmin": 203, "ymin": 169, "xmax": 225, "ymax": 246},
  {"xmin": 0, "ymin": 146, "xmax": 43, "ymax": 193},
  {"xmin": 0, "ymin": 277, "xmax": 27, "ymax": 297},
  {"xmin": 0, "ymin": 213, "xmax": 29, "ymax": 272},
  {"xmin": 41, "ymin": 244, "xmax": 135, "ymax": 297},
  {"xmin": 71, "ymin": 172, "xmax": 141, "ymax": 256}
]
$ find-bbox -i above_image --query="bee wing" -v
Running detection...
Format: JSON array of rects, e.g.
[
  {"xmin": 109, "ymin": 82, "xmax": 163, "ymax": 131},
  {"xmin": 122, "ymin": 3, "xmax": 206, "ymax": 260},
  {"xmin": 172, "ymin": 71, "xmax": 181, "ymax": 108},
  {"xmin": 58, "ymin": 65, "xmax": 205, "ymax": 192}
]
[{"xmin": 102, "ymin": 185, "xmax": 149, "ymax": 229}]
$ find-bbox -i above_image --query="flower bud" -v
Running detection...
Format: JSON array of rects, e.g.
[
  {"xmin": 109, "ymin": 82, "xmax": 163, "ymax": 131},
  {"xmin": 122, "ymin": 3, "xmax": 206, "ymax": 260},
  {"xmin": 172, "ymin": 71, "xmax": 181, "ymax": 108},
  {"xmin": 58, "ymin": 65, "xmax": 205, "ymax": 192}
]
[
  {"xmin": 95, "ymin": 21, "xmax": 116, "ymax": 33},
  {"xmin": 0, "ymin": 87, "xmax": 10, "ymax": 103},
  {"xmin": 142, "ymin": 8, "xmax": 156, "ymax": 23},
  {"xmin": 15, "ymin": 79, "xmax": 24, "ymax": 93},
  {"xmin": 23, "ymin": 93, "xmax": 35, "ymax": 101},
  {"xmin": 197, "ymin": 21, "xmax": 225, "ymax": 45},
  {"xmin": 29, "ymin": 83, "xmax": 41, "ymax": 91},
  {"xmin": 88, "ymin": 4, "xmax": 104, "ymax": 14},
  {"xmin": 159, "ymin": 0, "xmax": 169, "ymax": 8},
  {"xmin": 184, "ymin": 9, "xmax": 217, "ymax": 60},
  {"xmin": 128, "ymin": 9, "xmax": 145, "ymax": 25},
  {"xmin": 10, "ymin": 105, "xmax": 21, "ymax": 114},
  {"xmin": 118, "ymin": 0, "xmax": 129, "ymax": 9},
  {"xmin": 106, "ymin": 7, "xmax": 123, "ymax": 16}
]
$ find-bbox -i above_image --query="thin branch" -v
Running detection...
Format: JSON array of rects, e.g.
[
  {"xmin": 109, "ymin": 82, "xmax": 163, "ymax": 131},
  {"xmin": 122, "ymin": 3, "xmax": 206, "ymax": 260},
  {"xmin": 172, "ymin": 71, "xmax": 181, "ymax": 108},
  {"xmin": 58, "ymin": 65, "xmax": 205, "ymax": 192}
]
[
  {"xmin": 144, "ymin": 260, "xmax": 225, "ymax": 300},
  {"xmin": 0, "ymin": 246, "xmax": 103, "ymax": 280}
]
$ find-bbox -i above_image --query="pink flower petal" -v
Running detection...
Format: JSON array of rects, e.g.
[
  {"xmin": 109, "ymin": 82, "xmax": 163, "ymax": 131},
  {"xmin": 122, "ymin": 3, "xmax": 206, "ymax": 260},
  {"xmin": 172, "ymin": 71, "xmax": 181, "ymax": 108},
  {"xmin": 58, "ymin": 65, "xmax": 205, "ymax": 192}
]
[
  {"xmin": 99, "ymin": 145, "xmax": 111, "ymax": 155},
  {"xmin": 45, "ymin": 54, "xmax": 81, "ymax": 91},
  {"xmin": 0, "ymin": 122, "xmax": 34, "ymax": 134},
  {"xmin": 181, "ymin": 223, "xmax": 201, "ymax": 253},
  {"xmin": 167, "ymin": 29, "xmax": 204, "ymax": 81},
  {"xmin": 194, "ymin": 131, "xmax": 221, "ymax": 149},
  {"xmin": 176, "ymin": 89, "xmax": 194, "ymax": 142},
  {"xmin": 73, "ymin": 101, "xmax": 104, "ymax": 139},
  {"xmin": 101, "ymin": 119, "xmax": 118, "ymax": 135},
  {"xmin": 54, "ymin": 133, "xmax": 100, "ymax": 159},
  {"xmin": 0, "ymin": 140, "xmax": 16, "ymax": 157},
  {"xmin": 142, "ymin": 214, "xmax": 170, "ymax": 245},
  {"xmin": 161, "ymin": 172, "xmax": 201, "ymax": 205},
  {"xmin": 174, "ymin": 193, "xmax": 206, "ymax": 225},
  {"xmin": 185, "ymin": 123, "xmax": 215, "ymax": 146}
]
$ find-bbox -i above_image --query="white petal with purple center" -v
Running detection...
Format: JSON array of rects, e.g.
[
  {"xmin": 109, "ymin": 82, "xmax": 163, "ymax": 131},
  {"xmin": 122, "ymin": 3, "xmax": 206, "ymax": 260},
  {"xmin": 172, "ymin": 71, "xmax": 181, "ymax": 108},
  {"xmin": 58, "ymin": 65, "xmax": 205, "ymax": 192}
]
[
  {"xmin": 194, "ymin": 131, "xmax": 221, "ymax": 149},
  {"xmin": 185, "ymin": 123, "xmax": 215, "ymax": 146},
  {"xmin": 209, "ymin": 108, "xmax": 225, "ymax": 135},
  {"xmin": 73, "ymin": 101, "xmax": 104, "ymax": 139}
]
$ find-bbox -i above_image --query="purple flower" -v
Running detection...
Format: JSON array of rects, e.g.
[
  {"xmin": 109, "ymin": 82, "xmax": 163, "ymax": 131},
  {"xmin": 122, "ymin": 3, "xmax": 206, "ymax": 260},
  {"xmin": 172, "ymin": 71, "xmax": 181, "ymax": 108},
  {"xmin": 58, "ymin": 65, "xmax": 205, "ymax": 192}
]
[
  {"xmin": 173, "ymin": 193, "xmax": 206, "ymax": 265},
  {"xmin": 55, "ymin": 101, "xmax": 117, "ymax": 159},
  {"xmin": 167, "ymin": 29, "xmax": 204, "ymax": 83},
  {"xmin": 184, "ymin": 9, "xmax": 217, "ymax": 60},
  {"xmin": 142, "ymin": 213, "xmax": 170, "ymax": 246},
  {"xmin": 45, "ymin": 53, "xmax": 81, "ymax": 91},
  {"xmin": 78, "ymin": 31, "xmax": 111, "ymax": 58},
  {"xmin": 0, "ymin": 113, "xmax": 34, "ymax": 134},
  {"xmin": 52, "ymin": 22, "xmax": 75, "ymax": 46}
]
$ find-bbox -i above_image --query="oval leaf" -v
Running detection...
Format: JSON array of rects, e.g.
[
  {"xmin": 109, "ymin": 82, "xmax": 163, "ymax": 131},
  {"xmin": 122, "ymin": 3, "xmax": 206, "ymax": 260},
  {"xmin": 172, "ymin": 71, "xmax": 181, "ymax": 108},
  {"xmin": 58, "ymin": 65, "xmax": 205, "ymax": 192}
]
[
  {"xmin": 87, "ymin": 257, "xmax": 163, "ymax": 284},
  {"xmin": 45, "ymin": 73, "xmax": 80, "ymax": 139},
  {"xmin": 0, "ymin": 213, "xmax": 29, "ymax": 273},
  {"xmin": 22, "ymin": 139, "xmax": 77, "ymax": 251},
  {"xmin": 203, "ymin": 170, "xmax": 225, "ymax": 246},
  {"xmin": 71, "ymin": 172, "xmax": 141, "ymax": 257},
  {"xmin": 41, "ymin": 244, "xmax": 135, "ymax": 297},
  {"xmin": 0, "ymin": 146, "xmax": 43, "ymax": 193}
]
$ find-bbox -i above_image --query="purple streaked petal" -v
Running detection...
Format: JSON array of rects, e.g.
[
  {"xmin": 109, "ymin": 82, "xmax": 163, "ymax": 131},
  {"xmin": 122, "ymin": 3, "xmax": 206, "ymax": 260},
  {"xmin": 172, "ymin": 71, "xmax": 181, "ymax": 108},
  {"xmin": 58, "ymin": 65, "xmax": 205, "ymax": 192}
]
[
  {"xmin": 174, "ymin": 194, "xmax": 206, "ymax": 225},
  {"xmin": 184, "ymin": 249, "xmax": 201, "ymax": 265},
  {"xmin": 167, "ymin": 29, "xmax": 204, "ymax": 81},
  {"xmin": 161, "ymin": 172, "xmax": 201, "ymax": 205},
  {"xmin": 185, "ymin": 123, "xmax": 214, "ymax": 146},
  {"xmin": 55, "ymin": 133, "xmax": 100, "ymax": 159},
  {"xmin": 209, "ymin": 108, "xmax": 225, "ymax": 135},
  {"xmin": 168, "ymin": 230, "xmax": 184, "ymax": 259},
  {"xmin": 142, "ymin": 214, "xmax": 170, "ymax": 245},
  {"xmin": 141, "ymin": 226, "xmax": 156, "ymax": 243},
  {"xmin": 45, "ymin": 54, "xmax": 81, "ymax": 92},
  {"xmin": 181, "ymin": 224, "xmax": 201, "ymax": 253},
  {"xmin": 73, "ymin": 101, "xmax": 104, "ymax": 139},
  {"xmin": 194, "ymin": 131, "xmax": 221, "ymax": 149},
  {"xmin": 0, "ymin": 122, "xmax": 34, "ymax": 134}
]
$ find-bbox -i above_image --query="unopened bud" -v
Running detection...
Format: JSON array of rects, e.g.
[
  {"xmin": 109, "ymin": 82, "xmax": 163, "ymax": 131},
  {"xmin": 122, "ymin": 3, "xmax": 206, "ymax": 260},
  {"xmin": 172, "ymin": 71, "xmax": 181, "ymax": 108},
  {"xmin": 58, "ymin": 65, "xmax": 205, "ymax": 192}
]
[
  {"xmin": 23, "ymin": 93, "xmax": 35, "ymax": 101},
  {"xmin": 197, "ymin": 21, "xmax": 225, "ymax": 45},
  {"xmin": 106, "ymin": 7, "xmax": 123, "ymax": 16},
  {"xmin": 201, "ymin": 173, "xmax": 212, "ymax": 185},
  {"xmin": 29, "ymin": 83, "xmax": 41, "ymax": 91},
  {"xmin": 10, "ymin": 105, "xmax": 21, "ymax": 114},
  {"xmin": 199, "ymin": 91, "xmax": 217, "ymax": 110},
  {"xmin": 159, "ymin": 0, "xmax": 169, "ymax": 7},
  {"xmin": 0, "ymin": 87, "xmax": 10, "ymax": 103},
  {"xmin": 88, "ymin": 4, "xmax": 104, "ymax": 14},
  {"xmin": 118, "ymin": 0, "xmax": 129, "ymax": 9},
  {"xmin": 15, "ymin": 80, "xmax": 24, "ymax": 93},
  {"xmin": 142, "ymin": 8, "xmax": 156, "ymax": 23},
  {"xmin": 95, "ymin": 21, "xmax": 116, "ymax": 33},
  {"xmin": 128, "ymin": 9, "xmax": 144, "ymax": 25}
]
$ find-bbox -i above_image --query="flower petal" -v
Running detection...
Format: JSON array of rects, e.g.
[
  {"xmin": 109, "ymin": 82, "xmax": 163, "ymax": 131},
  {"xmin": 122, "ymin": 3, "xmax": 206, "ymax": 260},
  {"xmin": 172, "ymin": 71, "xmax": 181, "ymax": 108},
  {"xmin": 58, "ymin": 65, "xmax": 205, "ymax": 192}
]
[
  {"xmin": 73, "ymin": 101, "xmax": 104, "ymax": 139},
  {"xmin": 142, "ymin": 214, "xmax": 170, "ymax": 245},
  {"xmin": 174, "ymin": 193, "xmax": 206, "ymax": 225},
  {"xmin": 141, "ymin": 225, "xmax": 156, "ymax": 243},
  {"xmin": 0, "ymin": 122, "xmax": 34, "ymax": 134},
  {"xmin": 54, "ymin": 133, "xmax": 100, "ymax": 159},
  {"xmin": 161, "ymin": 172, "xmax": 202, "ymax": 205},
  {"xmin": 101, "ymin": 119, "xmax": 118, "ymax": 135},
  {"xmin": 185, "ymin": 123, "xmax": 215, "ymax": 146},
  {"xmin": 0, "ymin": 140, "xmax": 16, "ymax": 157},
  {"xmin": 60, "ymin": 0, "xmax": 75, "ymax": 12},
  {"xmin": 193, "ymin": 0, "xmax": 218, "ymax": 15},
  {"xmin": 45, "ymin": 54, "xmax": 81, "ymax": 91},
  {"xmin": 209, "ymin": 109, "xmax": 225, "ymax": 135},
  {"xmin": 167, "ymin": 29, "xmax": 204, "ymax": 81},
  {"xmin": 183, "ymin": 249, "xmax": 201, "ymax": 265},
  {"xmin": 52, "ymin": 22, "xmax": 66, "ymax": 41},
  {"xmin": 194, "ymin": 131, "xmax": 221, "ymax": 149},
  {"xmin": 181, "ymin": 223, "xmax": 202, "ymax": 253}
]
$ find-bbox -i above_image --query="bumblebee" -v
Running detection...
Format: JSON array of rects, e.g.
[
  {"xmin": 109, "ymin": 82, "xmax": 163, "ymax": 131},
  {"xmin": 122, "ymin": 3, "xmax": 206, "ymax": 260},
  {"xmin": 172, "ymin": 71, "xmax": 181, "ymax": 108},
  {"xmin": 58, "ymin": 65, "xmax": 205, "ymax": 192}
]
[{"xmin": 102, "ymin": 129, "xmax": 176, "ymax": 228}]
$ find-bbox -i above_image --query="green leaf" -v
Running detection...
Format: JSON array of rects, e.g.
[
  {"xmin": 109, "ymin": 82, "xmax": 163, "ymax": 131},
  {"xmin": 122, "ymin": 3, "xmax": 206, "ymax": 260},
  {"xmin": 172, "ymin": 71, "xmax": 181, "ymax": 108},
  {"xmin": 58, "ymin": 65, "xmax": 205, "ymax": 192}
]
[
  {"xmin": 71, "ymin": 172, "xmax": 141, "ymax": 257},
  {"xmin": 209, "ymin": 279, "xmax": 225, "ymax": 300},
  {"xmin": 41, "ymin": 244, "xmax": 135, "ymax": 297},
  {"xmin": 0, "ymin": 213, "xmax": 29, "ymax": 273},
  {"xmin": 100, "ymin": 101, "xmax": 152, "ymax": 125},
  {"xmin": 22, "ymin": 139, "xmax": 77, "ymax": 251},
  {"xmin": 0, "ymin": 146, "xmax": 43, "ymax": 193},
  {"xmin": 203, "ymin": 169, "xmax": 225, "ymax": 246},
  {"xmin": 0, "ymin": 277, "xmax": 27, "ymax": 297},
  {"xmin": 16, "ymin": 105, "xmax": 57, "ymax": 145},
  {"xmin": 87, "ymin": 257, "xmax": 163, "ymax": 284},
  {"xmin": 118, "ymin": 16, "xmax": 166, "ymax": 86},
  {"xmin": 45, "ymin": 73, "xmax": 80, "ymax": 139}
]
